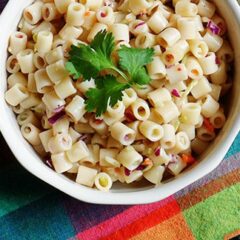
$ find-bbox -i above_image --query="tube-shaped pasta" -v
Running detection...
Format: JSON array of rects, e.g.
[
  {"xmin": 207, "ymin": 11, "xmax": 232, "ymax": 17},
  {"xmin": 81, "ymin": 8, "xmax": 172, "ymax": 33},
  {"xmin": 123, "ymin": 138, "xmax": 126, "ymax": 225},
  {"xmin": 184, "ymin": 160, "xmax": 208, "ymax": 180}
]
[
  {"xmin": 107, "ymin": 101, "xmax": 125, "ymax": 119},
  {"xmin": 76, "ymin": 165, "xmax": 98, "ymax": 187},
  {"xmin": 191, "ymin": 76, "xmax": 212, "ymax": 99},
  {"xmin": 107, "ymin": 136, "xmax": 123, "ymax": 149},
  {"xmin": 146, "ymin": 56, "xmax": 166, "ymax": 80},
  {"xmin": 197, "ymin": 126, "xmax": 216, "ymax": 142},
  {"xmin": 32, "ymin": 21, "xmax": 56, "ymax": 36},
  {"xmin": 122, "ymin": 88, "xmax": 138, "ymax": 108},
  {"xmin": 185, "ymin": 56, "xmax": 203, "ymax": 79},
  {"xmin": 5, "ymin": 83, "xmax": 29, "ymax": 106},
  {"xmin": 175, "ymin": 0, "xmax": 198, "ymax": 17},
  {"xmin": 87, "ymin": 23, "xmax": 108, "ymax": 42},
  {"xmin": 42, "ymin": 91, "xmax": 65, "ymax": 112},
  {"xmin": 33, "ymin": 53, "xmax": 47, "ymax": 69},
  {"xmin": 69, "ymin": 127, "xmax": 81, "ymax": 143},
  {"xmin": 117, "ymin": 146, "xmax": 143, "ymax": 170},
  {"xmin": 13, "ymin": 105, "xmax": 25, "ymax": 114},
  {"xmin": 210, "ymin": 84, "xmax": 222, "ymax": 101},
  {"xmin": 210, "ymin": 109, "xmax": 226, "ymax": 129},
  {"xmin": 131, "ymin": 98, "xmax": 150, "ymax": 121},
  {"xmin": 157, "ymin": 27, "xmax": 181, "ymax": 48},
  {"xmin": 160, "ymin": 124, "xmax": 176, "ymax": 149},
  {"xmin": 180, "ymin": 103, "xmax": 201, "ymax": 125},
  {"xmin": 177, "ymin": 17, "xmax": 197, "ymax": 40},
  {"xmin": 42, "ymin": 3, "xmax": 61, "ymax": 22},
  {"xmin": 54, "ymin": 77, "xmax": 77, "ymax": 100},
  {"xmin": 80, "ymin": 0, "xmax": 104, "ymax": 11},
  {"xmin": 162, "ymin": 40, "xmax": 189, "ymax": 65},
  {"xmin": 52, "ymin": 35, "xmax": 65, "ymax": 49},
  {"xmin": 168, "ymin": 155, "xmax": 187, "ymax": 175},
  {"xmin": 65, "ymin": 96, "xmax": 86, "ymax": 123},
  {"xmin": 110, "ymin": 24, "xmax": 129, "ymax": 43},
  {"xmin": 148, "ymin": 88, "xmax": 171, "ymax": 108},
  {"xmin": 27, "ymin": 73, "xmax": 38, "ymax": 93},
  {"xmin": 46, "ymin": 60, "xmax": 69, "ymax": 84},
  {"xmin": 198, "ymin": 52, "xmax": 218, "ymax": 75},
  {"xmin": 74, "ymin": 123, "xmax": 95, "ymax": 134},
  {"xmin": 54, "ymin": 0, "xmax": 74, "ymax": 14},
  {"xmin": 20, "ymin": 93, "xmax": 41, "ymax": 109},
  {"xmin": 201, "ymin": 95, "xmax": 220, "ymax": 118},
  {"xmin": 35, "ymin": 31, "xmax": 53, "ymax": 55},
  {"xmin": 128, "ymin": 0, "xmax": 151, "ymax": 15},
  {"xmin": 59, "ymin": 24, "xmax": 83, "ymax": 41},
  {"xmin": 66, "ymin": 3, "xmax": 85, "ymax": 26},
  {"xmin": 94, "ymin": 172, "xmax": 112, "ymax": 191},
  {"xmin": 139, "ymin": 121, "xmax": 164, "ymax": 142},
  {"xmin": 82, "ymin": 11, "xmax": 97, "ymax": 30},
  {"xmin": 143, "ymin": 165, "xmax": 165, "ymax": 184},
  {"xmin": 127, "ymin": 121, "xmax": 145, "ymax": 141},
  {"xmin": 41, "ymin": 115, "xmax": 51, "ymax": 129},
  {"xmin": 91, "ymin": 133, "xmax": 107, "ymax": 147},
  {"xmin": 210, "ymin": 60, "xmax": 227, "ymax": 85},
  {"xmin": 133, "ymin": 84, "xmax": 153, "ymax": 100},
  {"xmin": 135, "ymin": 32, "xmax": 155, "ymax": 48},
  {"xmin": 39, "ymin": 129, "xmax": 53, "ymax": 152},
  {"xmin": 179, "ymin": 123, "xmax": 195, "ymax": 140},
  {"xmin": 45, "ymin": 47, "xmax": 64, "ymax": 65},
  {"xmin": 7, "ymin": 72, "xmax": 27, "ymax": 88},
  {"xmin": 17, "ymin": 110, "xmax": 39, "ymax": 127},
  {"xmin": 129, "ymin": 20, "xmax": 149, "ymax": 36},
  {"xmin": 96, "ymin": 6, "xmax": 114, "ymax": 25},
  {"xmin": 66, "ymin": 140, "xmax": 89, "ymax": 163},
  {"xmin": 99, "ymin": 148, "xmax": 119, "ymax": 166},
  {"xmin": 16, "ymin": 49, "xmax": 35, "ymax": 74},
  {"xmin": 217, "ymin": 41, "xmax": 234, "ymax": 63},
  {"xmin": 154, "ymin": 101, "xmax": 180, "ymax": 123},
  {"xmin": 34, "ymin": 69, "xmax": 53, "ymax": 94},
  {"xmin": 89, "ymin": 117, "xmax": 108, "ymax": 135},
  {"xmin": 23, "ymin": 1, "xmax": 43, "ymax": 24},
  {"xmin": 48, "ymin": 133, "xmax": 72, "ymax": 154},
  {"xmin": 18, "ymin": 19, "xmax": 35, "ymax": 38},
  {"xmin": 166, "ymin": 63, "xmax": 188, "ymax": 84},
  {"xmin": 203, "ymin": 31, "xmax": 223, "ymax": 52},
  {"xmin": 52, "ymin": 152, "xmax": 73, "ymax": 173},
  {"xmin": 189, "ymin": 39, "xmax": 209, "ymax": 59},
  {"xmin": 52, "ymin": 117, "xmax": 69, "ymax": 135},
  {"xmin": 110, "ymin": 122, "xmax": 136, "ymax": 146},
  {"xmin": 147, "ymin": 10, "xmax": 168, "ymax": 34},
  {"xmin": 6, "ymin": 55, "xmax": 20, "ymax": 74},
  {"xmin": 21, "ymin": 123, "xmax": 41, "ymax": 146},
  {"xmin": 191, "ymin": 137, "xmax": 209, "ymax": 155},
  {"xmin": 8, "ymin": 32, "xmax": 27, "ymax": 55},
  {"xmin": 124, "ymin": 170, "xmax": 143, "ymax": 184},
  {"xmin": 197, "ymin": 0, "xmax": 215, "ymax": 18}
]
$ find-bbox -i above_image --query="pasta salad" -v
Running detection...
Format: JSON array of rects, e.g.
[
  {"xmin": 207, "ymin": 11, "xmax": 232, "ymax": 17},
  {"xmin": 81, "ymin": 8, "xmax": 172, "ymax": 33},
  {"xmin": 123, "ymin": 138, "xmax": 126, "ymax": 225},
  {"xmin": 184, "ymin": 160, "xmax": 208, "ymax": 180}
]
[{"xmin": 5, "ymin": 0, "xmax": 233, "ymax": 191}]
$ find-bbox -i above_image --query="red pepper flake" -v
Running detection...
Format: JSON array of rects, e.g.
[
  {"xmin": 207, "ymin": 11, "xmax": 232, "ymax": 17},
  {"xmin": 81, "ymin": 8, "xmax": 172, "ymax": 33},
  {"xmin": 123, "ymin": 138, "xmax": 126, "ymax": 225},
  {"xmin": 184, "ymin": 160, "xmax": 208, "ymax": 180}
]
[
  {"xmin": 100, "ymin": 12, "xmax": 107, "ymax": 18},
  {"xmin": 125, "ymin": 107, "xmax": 136, "ymax": 122},
  {"xmin": 181, "ymin": 154, "xmax": 196, "ymax": 164},
  {"xmin": 171, "ymin": 89, "xmax": 181, "ymax": 98},
  {"xmin": 154, "ymin": 147, "xmax": 161, "ymax": 156},
  {"xmin": 203, "ymin": 118, "xmax": 215, "ymax": 133}
]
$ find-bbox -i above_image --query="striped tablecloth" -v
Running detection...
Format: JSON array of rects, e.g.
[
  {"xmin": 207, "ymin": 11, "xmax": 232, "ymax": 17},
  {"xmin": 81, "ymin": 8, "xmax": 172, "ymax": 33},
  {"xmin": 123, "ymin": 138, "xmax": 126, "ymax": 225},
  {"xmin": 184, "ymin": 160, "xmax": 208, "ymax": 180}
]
[{"xmin": 0, "ymin": 1, "xmax": 240, "ymax": 239}]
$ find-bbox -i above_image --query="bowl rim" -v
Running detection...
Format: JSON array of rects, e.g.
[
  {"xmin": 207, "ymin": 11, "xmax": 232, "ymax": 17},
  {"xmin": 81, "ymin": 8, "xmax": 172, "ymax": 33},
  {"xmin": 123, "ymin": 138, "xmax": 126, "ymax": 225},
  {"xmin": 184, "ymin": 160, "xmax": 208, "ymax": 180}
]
[{"xmin": 0, "ymin": 0, "xmax": 240, "ymax": 205}]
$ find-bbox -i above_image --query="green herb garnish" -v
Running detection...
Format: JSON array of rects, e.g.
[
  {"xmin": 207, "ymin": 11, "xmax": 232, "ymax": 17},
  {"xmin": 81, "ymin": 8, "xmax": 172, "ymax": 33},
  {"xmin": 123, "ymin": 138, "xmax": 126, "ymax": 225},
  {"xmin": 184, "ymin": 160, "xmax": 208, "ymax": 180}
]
[{"xmin": 66, "ymin": 30, "xmax": 154, "ymax": 116}]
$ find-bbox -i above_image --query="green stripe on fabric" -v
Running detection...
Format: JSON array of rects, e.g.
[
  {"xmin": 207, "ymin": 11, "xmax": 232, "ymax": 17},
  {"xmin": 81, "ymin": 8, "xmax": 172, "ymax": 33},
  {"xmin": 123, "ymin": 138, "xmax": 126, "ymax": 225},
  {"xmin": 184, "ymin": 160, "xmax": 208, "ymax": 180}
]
[
  {"xmin": 0, "ymin": 163, "xmax": 53, "ymax": 217},
  {"xmin": 183, "ymin": 183, "xmax": 240, "ymax": 240},
  {"xmin": 0, "ymin": 193, "xmax": 76, "ymax": 240}
]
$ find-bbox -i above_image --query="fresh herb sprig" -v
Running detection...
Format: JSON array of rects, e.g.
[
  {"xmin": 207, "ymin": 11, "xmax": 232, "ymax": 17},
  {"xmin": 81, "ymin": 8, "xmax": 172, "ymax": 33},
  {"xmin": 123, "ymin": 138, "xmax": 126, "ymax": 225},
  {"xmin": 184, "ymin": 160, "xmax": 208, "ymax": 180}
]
[{"xmin": 66, "ymin": 30, "xmax": 154, "ymax": 116}]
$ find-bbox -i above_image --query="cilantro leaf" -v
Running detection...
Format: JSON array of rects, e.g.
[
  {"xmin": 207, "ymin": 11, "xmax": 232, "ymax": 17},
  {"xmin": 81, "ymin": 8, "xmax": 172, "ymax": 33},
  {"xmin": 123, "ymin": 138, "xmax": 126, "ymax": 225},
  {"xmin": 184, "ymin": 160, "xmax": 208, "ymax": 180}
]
[
  {"xmin": 118, "ymin": 46, "xmax": 154, "ymax": 85},
  {"xmin": 67, "ymin": 30, "xmax": 115, "ymax": 80},
  {"xmin": 85, "ymin": 75, "xmax": 129, "ymax": 116}
]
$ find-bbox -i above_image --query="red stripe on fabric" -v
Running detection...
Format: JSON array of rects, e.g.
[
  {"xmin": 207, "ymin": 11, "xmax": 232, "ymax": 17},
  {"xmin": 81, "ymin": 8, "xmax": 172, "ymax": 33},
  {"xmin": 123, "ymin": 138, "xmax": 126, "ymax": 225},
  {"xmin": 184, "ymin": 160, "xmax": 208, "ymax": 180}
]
[
  {"xmin": 77, "ymin": 196, "xmax": 174, "ymax": 240},
  {"xmin": 100, "ymin": 199, "xmax": 181, "ymax": 240}
]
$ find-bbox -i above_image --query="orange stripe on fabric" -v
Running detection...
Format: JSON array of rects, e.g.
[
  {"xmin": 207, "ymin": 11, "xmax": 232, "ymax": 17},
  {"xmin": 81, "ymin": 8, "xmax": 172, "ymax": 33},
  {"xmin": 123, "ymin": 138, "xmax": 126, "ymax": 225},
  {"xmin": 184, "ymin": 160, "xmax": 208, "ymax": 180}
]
[
  {"xmin": 177, "ymin": 168, "xmax": 240, "ymax": 210},
  {"xmin": 101, "ymin": 199, "xmax": 181, "ymax": 240},
  {"xmin": 131, "ymin": 212, "xmax": 195, "ymax": 240}
]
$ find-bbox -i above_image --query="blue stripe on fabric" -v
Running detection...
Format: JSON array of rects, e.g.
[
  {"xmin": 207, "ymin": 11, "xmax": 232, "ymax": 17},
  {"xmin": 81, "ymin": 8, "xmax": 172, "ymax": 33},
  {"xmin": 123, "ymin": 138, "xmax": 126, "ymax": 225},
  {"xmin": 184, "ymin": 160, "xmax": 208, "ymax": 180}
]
[
  {"xmin": 0, "ymin": 193, "xmax": 76, "ymax": 240},
  {"xmin": 225, "ymin": 133, "xmax": 240, "ymax": 158},
  {"xmin": 63, "ymin": 196, "xmax": 131, "ymax": 233}
]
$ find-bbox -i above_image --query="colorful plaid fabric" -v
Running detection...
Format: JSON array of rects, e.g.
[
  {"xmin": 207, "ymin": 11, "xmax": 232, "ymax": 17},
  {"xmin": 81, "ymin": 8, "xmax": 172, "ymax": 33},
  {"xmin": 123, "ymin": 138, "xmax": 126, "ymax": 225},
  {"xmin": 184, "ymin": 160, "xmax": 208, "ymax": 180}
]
[{"xmin": 1, "ymin": 1, "xmax": 240, "ymax": 239}]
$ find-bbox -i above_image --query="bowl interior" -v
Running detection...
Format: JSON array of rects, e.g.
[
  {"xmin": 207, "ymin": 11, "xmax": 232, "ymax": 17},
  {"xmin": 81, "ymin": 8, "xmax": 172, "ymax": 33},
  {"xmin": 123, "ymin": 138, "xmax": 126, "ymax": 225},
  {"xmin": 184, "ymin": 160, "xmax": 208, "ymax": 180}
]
[{"xmin": 0, "ymin": 0, "xmax": 239, "ymax": 204}]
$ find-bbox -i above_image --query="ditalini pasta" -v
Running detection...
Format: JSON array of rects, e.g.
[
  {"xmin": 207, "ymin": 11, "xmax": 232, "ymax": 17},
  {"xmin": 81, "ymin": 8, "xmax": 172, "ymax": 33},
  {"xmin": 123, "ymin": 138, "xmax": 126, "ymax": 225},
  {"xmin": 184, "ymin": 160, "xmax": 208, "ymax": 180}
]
[{"xmin": 5, "ymin": 0, "xmax": 233, "ymax": 192}]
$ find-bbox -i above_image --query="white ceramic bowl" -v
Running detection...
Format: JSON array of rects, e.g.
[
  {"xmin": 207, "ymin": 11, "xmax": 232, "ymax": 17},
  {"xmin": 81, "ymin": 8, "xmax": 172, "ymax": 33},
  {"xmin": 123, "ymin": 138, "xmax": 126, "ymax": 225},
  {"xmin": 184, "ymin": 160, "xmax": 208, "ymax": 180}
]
[{"xmin": 0, "ymin": 0, "xmax": 240, "ymax": 205}]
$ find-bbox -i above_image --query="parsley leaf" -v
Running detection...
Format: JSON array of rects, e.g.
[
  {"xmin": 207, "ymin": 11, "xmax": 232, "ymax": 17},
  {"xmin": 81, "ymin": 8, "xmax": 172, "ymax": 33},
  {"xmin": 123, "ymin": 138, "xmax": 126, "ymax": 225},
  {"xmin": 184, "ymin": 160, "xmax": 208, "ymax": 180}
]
[
  {"xmin": 118, "ymin": 46, "xmax": 154, "ymax": 85},
  {"xmin": 85, "ymin": 75, "xmax": 129, "ymax": 116},
  {"xmin": 66, "ymin": 30, "xmax": 116, "ymax": 80}
]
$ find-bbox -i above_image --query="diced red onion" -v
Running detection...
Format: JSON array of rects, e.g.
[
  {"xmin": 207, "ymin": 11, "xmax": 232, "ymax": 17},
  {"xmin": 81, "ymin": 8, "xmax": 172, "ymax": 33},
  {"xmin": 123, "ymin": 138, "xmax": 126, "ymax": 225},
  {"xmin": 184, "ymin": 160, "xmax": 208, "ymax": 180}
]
[
  {"xmin": 124, "ymin": 168, "xmax": 131, "ymax": 176},
  {"xmin": 215, "ymin": 57, "xmax": 221, "ymax": 65},
  {"xmin": 154, "ymin": 147, "xmax": 161, "ymax": 156},
  {"xmin": 100, "ymin": 12, "xmax": 107, "ymax": 18},
  {"xmin": 134, "ymin": 22, "xmax": 145, "ymax": 29},
  {"xmin": 125, "ymin": 108, "xmax": 136, "ymax": 122},
  {"xmin": 48, "ymin": 110, "xmax": 65, "ymax": 125},
  {"xmin": 207, "ymin": 21, "xmax": 221, "ymax": 35},
  {"xmin": 53, "ymin": 105, "xmax": 65, "ymax": 113},
  {"xmin": 135, "ymin": 165, "xmax": 145, "ymax": 171},
  {"xmin": 171, "ymin": 89, "xmax": 180, "ymax": 98},
  {"xmin": 79, "ymin": 134, "xmax": 91, "ymax": 143}
]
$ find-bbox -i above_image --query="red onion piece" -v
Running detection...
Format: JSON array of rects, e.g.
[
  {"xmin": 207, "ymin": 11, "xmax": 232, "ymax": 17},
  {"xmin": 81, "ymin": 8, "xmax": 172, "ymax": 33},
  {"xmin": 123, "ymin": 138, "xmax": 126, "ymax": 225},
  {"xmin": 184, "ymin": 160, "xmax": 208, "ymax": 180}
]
[
  {"xmin": 134, "ymin": 21, "xmax": 145, "ymax": 29},
  {"xmin": 100, "ymin": 12, "xmax": 107, "ymax": 18},
  {"xmin": 154, "ymin": 147, "xmax": 161, "ymax": 157},
  {"xmin": 53, "ymin": 105, "xmax": 65, "ymax": 113},
  {"xmin": 207, "ymin": 21, "xmax": 221, "ymax": 35},
  {"xmin": 124, "ymin": 168, "xmax": 131, "ymax": 176},
  {"xmin": 215, "ymin": 57, "xmax": 221, "ymax": 65},
  {"xmin": 48, "ymin": 110, "xmax": 65, "ymax": 125},
  {"xmin": 171, "ymin": 89, "xmax": 180, "ymax": 98},
  {"xmin": 135, "ymin": 165, "xmax": 145, "ymax": 171}
]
